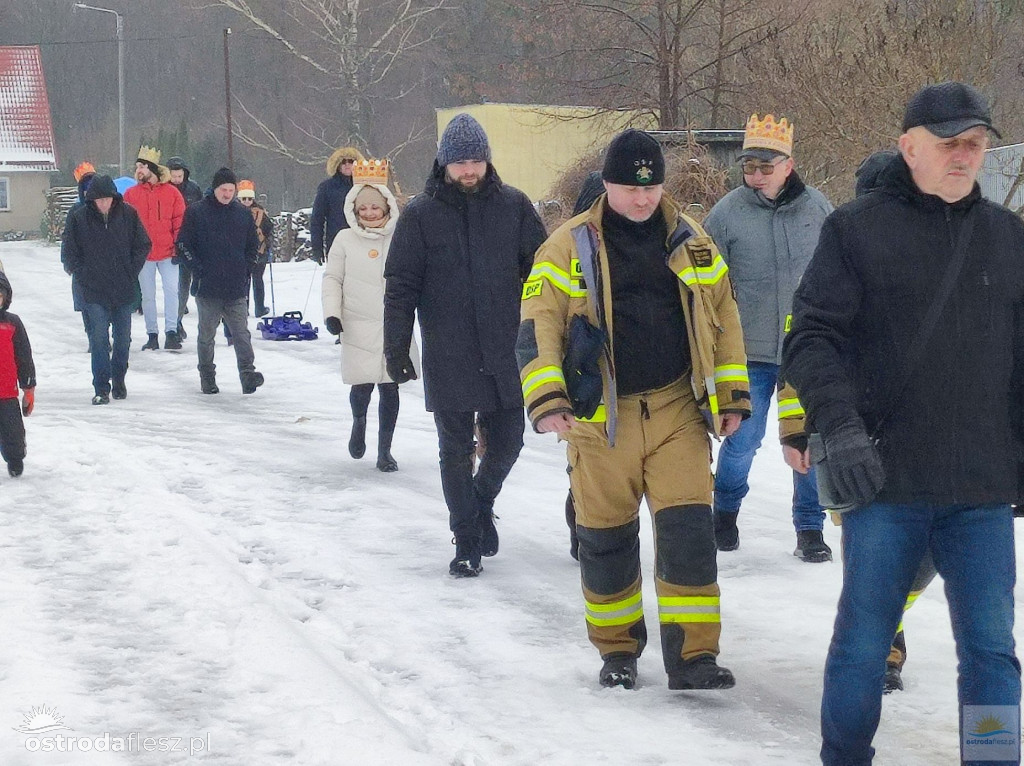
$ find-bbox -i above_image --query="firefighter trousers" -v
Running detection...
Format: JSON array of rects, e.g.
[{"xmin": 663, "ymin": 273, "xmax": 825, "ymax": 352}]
[{"xmin": 565, "ymin": 377, "xmax": 721, "ymax": 674}]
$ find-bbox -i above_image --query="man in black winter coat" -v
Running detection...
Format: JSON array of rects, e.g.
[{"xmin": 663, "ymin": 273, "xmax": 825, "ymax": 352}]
[
  {"xmin": 309, "ymin": 146, "xmax": 364, "ymax": 265},
  {"xmin": 61, "ymin": 174, "xmax": 151, "ymax": 404},
  {"xmin": 781, "ymin": 82, "xmax": 1023, "ymax": 765},
  {"xmin": 384, "ymin": 113, "xmax": 547, "ymax": 577},
  {"xmin": 168, "ymin": 156, "xmax": 204, "ymax": 339},
  {"xmin": 176, "ymin": 167, "xmax": 264, "ymax": 396}
]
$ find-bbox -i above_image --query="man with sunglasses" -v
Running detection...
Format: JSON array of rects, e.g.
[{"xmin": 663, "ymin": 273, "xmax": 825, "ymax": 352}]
[
  {"xmin": 704, "ymin": 114, "xmax": 834, "ymax": 562},
  {"xmin": 310, "ymin": 146, "xmax": 365, "ymax": 265}
]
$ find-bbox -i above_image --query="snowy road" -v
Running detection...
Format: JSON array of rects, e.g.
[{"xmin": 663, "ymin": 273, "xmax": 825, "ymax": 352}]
[{"xmin": 0, "ymin": 242, "xmax": 995, "ymax": 764}]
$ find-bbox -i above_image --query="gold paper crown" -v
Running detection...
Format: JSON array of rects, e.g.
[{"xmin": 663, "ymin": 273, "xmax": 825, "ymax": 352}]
[
  {"xmin": 352, "ymin": 159, "xmax": 389, "ymax": 186},
  {"xmin": 742, "ymin": 114, "xmax": 794, "ymax": 156},
  {"xmin": 136, "ymin": 145, "xmax": 162, "ymax": 165}
]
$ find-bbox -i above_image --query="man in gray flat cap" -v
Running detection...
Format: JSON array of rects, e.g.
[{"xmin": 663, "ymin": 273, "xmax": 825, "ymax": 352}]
[{"xmin": 384, "ymin": 113, "xmax": 547, "ymax": 578}]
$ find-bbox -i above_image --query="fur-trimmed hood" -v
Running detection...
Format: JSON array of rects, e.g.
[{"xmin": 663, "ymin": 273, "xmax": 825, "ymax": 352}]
[
  {"xmin": 342, "ymin": 183, "xmax": 399, "ymax": 238},
  {"xmin": 326, "ymin": 146, "xmax": 366, "ymax": 177}
]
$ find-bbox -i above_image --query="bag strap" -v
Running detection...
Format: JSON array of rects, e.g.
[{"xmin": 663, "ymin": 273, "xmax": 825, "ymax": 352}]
[{"xmin": 870, "ymin": 208, "xmax": 976, "ymax": 439}]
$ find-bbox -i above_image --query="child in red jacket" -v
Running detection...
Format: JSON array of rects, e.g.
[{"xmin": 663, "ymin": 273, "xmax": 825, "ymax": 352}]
[{"xmin": 0, "ymin": 272, "xmax": 36, "ymax": 476}]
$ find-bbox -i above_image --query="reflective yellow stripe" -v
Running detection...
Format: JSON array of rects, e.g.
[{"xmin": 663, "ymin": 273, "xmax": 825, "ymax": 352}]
[
  {"xmin": 578, "ymin": 403, "xmax": 606, "ymax": 423},
  {"xmin": 658, "ymin": 595, "xmax": 721, "ymax": 624},
  {"xmin": 785, "ymin": 313, "xmax": 793, "ymax": 333},
  {"xmin": 778, "ymin": 397, "xmax": 805, "ymax": 419},
  {"xmin": 676, "ymin": 255, "xmax": 729, "ymax": 286},
  {"xmin": 714, "ymin": 364, "xmax": 749, "ymax": 385},
  {"xmin": 522, "ymin": 365, "xmax": 565, "ymax": 398},
  {"xmin": 896, "ymin": 591, "xmax": 925, "ymax": 632},
  {"xmin": 529, "ymin": 261, "xmax": 586, "ymax": 297},
  {"xmin": 585, "ymin": 591, "xmax": 644, "ymax": 627}
]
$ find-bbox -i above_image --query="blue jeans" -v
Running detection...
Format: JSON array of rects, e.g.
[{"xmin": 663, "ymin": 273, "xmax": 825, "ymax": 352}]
[
  {"xmin": 821, "ymin": 502, "xmax": 1020, "ymax": 766},
  {"xmin": 81, "ymin": 302, "xmax": 133, "ymax": 396},
  {"xmin": 139, "ymin": 259, "xmax": 179, "ymax": 334},
  {"xmin": 714, "ymin": 361, "xmax": 824, "ymax": 531}
]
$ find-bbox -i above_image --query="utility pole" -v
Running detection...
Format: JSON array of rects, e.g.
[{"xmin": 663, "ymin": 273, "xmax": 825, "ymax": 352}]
[
  {"xmin": 73, "ymin": 4, "xmax": 125, "ymax": 174},
  {"xmin": 223, "ymin": 28, "xmax": 233, "ymax": 167}
]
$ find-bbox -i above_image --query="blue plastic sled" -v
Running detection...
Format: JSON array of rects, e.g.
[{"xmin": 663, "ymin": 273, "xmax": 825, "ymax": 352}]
[{"xmin": 257, "ymin": 311, "xmax": 319, "ymax": 341}]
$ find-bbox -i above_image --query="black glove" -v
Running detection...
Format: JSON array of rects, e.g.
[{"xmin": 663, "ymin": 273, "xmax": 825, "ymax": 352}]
[
  {"xmin": 325, "ymin": 316, "xmax": 343, "ymax": 335},
  {"xmin": 386, "ymin": 354, "xmax": 417, "ymax": 384},
  {"xmin": 823, "ymin": 421, "xmax": 886, "ymax": 505},
  {"xmin": 311, "ymin": 248, "xmax": 325, "ymax": 265}
]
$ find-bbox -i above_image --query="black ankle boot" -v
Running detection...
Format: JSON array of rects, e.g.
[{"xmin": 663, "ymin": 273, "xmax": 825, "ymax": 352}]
[
  {"xmin": 376, "ymin": 429, "xmax": 397, "ymax": 472},
  {"xmin": 349, "ymin": 416, "xmax": 367, "ymax": 459}
]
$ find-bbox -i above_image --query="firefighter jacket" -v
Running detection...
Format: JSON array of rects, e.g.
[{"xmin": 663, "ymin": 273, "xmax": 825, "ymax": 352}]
[{"xmin": 517, "ymin": 194, "xmax": 750, "ymax": 443}]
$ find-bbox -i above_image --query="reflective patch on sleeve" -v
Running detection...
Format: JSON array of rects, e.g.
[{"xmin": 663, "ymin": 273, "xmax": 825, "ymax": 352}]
[
  {"xmin": 522, "ymin": 279, "xmax": 543, "ymax": 300},
  {"xmin": 785, "ymin": 313, "xmax": 792, "ymax": 333}
]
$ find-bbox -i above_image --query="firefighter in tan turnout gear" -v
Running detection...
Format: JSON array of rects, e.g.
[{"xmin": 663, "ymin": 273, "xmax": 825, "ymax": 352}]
[{"xmin": 517, "ymin": 130, "xmax": 751, "ymax": 690}]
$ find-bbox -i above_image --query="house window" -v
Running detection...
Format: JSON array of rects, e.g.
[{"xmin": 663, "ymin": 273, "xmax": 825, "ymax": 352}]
[{"xmin": 0, "ymin": 178, "xmax": 8, "ymax": 211}]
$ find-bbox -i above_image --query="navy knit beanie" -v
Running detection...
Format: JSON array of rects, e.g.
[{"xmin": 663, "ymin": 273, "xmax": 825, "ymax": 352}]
[
  {"xmin": 211, "ymin": 167, "xmax": 238, "ymax": 189},
  {"xmin": 436, "ymin": 114, "xmax": 491, "ymax": 166}
]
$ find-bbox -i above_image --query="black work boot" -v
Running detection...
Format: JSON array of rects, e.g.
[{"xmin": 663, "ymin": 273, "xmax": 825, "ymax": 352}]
[
  {"xmin": 794, "ymin": 529, "xmax": 833, "ymax": 563},
  {"xmin": 667, "ymin": 654, "xmax": 736, "ymax": 690},
  {"xmin": 449, "ymin": 537, "xmax": 483, "ymax": 577},
  {"xmin": 348, "ymin": 416, "xmax": 367, "ymax": 459},
  {"xmin": 714, "ymin": 510, "xmax": 739, "ymax": 551},
  {"xmin": 376, "ymin": 429, "xmax": 398, "ymax": 472},
  {"xmin": 200, "ymin": 374, "xmax": 219, "ymax": 395},
  {"xmin": 111, "ymin": 377, "xmax": 127, "ymax": 400},
  {"xmin": 177, "ymin": 321, "xmax": 187, "ymax": 341},
  {"xmin": 599, "ymin": 654, "xmax": 638, "ymax": 689},
  {"xmin": 883, "ymin": 663, "xmax": 904, "ymax": 694},
  {"xmin": 478, "ymin": 492, "xmax": 499, "ymax": 557},
  {"xmin": 164, "ymin": 330, "xmax": 182, "ymax": 350},
  {"xmin": 241, "ymin": 371, "xmax": 265, "ymax": 395},
  {"xmin": 7, "ymin": 459, "xmax": 24, "ymax": 477},
  {"xmin": 141, "ymin": 333, "xmax": 159, "ymax": 351}
]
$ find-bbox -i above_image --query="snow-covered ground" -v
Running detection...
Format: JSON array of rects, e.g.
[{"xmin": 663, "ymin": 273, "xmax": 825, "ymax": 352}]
[{"xmin": 0, "ymin": 241, "xmax": 999, "ymax": 765}]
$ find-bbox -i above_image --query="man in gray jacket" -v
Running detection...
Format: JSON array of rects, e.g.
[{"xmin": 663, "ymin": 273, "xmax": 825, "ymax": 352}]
[{"xmin": 704, "ymin": 114, "xmax": 834, "ymax": 562}]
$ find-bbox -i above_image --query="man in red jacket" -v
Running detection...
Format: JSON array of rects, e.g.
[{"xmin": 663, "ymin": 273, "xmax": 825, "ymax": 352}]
[{"xmin": 123, "ymin": 146, "xmax": 186, "ymax": 351}]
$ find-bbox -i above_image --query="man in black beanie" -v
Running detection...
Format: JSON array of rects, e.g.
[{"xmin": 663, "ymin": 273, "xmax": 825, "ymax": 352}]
[
  {"xmin": 384, "ymin": 113, "xmax": 547, "ymax": 578},
  {"xmin": 518, "ymin": 128, "xmax": 750, "ymax": 691},
  {"xmin": 176, "ymin": 168, "xmax": 265, "ymax": 395}
]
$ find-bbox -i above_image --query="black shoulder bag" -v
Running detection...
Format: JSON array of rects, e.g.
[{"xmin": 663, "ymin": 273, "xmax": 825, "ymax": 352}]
[{"xmin": 810, "ymin": 209, "xmax": 976, "ymax": 512}]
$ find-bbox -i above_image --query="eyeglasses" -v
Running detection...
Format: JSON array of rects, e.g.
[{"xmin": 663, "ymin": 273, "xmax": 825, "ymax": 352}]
[
  {"xmin": 340, "ymin": 158, "xmax": 356, "ymax": 165},
  {"xmin": 740, "ymin": 158, "xmax": 786, "ymax": 176},
  {"xmin": 239, "ymin": 197, "xmax": 254, "ymax": 203}
]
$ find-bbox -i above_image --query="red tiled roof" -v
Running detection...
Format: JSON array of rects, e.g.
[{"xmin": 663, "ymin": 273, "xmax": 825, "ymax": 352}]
[{"xmin": 0, "ymin": 46, "xmax": 57, "ymax": 170}]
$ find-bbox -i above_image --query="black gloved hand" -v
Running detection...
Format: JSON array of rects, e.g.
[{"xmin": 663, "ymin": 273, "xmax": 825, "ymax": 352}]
[
  {"xmin": 311, "ymin": 248, "xmax": 325, "ymax": 265},
  {"xmin": 824, "ymin": 421, "xmax": 886, "ymax": 505},
  {"xmin": 386, "ymin": 354, "xmax": 417, "ymax": 384},
  {"xmin": 325, "ymin": 316, "xmax": 343, "ymax": 335}
]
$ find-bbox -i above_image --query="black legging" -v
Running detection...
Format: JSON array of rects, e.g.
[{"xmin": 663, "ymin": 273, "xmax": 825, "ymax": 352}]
[{"xmin": 349, "ymin": 383, "xmax": 399, "ymax": 433}]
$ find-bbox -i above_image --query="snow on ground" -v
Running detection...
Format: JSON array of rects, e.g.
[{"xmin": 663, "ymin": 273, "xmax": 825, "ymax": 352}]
[{"xmin": 0, "ymin": 241, "xmax": 998, "ymax": 765}]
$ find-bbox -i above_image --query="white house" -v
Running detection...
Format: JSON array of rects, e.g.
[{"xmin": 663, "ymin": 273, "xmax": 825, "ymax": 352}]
[{"xmin": 0, "ymin": 46, "xmax": 57, "ymax": 234}]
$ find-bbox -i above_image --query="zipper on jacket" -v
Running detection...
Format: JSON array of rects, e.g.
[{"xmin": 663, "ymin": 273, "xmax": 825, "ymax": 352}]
[{"xmin": 640, "ymin": 399, "xmax": 650, "ymax": 420}]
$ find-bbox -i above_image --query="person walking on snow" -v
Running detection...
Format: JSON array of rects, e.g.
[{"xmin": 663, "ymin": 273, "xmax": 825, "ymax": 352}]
[
  {"xmin": 384, "ymin": 113, "xmax": 546, "ymax": 577},
  {"xmin": 323, "ymin": 160, "xmax": 419, "ymax": 473},
  {"xmin": 237, "ymin": 180, "xmax": 274, "ymax": 318},
  {"xmin": 703, "ymin": 114, "xmax": 834, "ymax": 562},
  {"xmin": 0, "ymin": 272, "xmax": 36, "ymax": 477},
  {"xmin": 782, "ymin": 82, "xmax": 1022, "ymax": 766},
  {"xmin": 310, "ymin": 146, "xmax": 366, "ymax": 265},
  {"xmin": 123, "ymin": 146, "xmax": 186, "ymax": 351},
  {"xmin": 61, "ymin": 175, "xmax": 151, "ymax": 405},
  {"xmin": 176, "ymin": 167, "xmax": 264, "ymax": 396},
  {"xmin": 519, "ymin": 129, "xmax": 750, "ymax": 690},
  {"xmin": 168, "ymin": 156, "xmax": 203, "ymax": 340}
]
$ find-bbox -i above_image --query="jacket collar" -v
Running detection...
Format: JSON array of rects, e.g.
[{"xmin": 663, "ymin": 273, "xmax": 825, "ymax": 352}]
[
  {"xmin": 425, "ymin": 161, "xmax": 501, "ymax": 205},
  {"xmin": 876, "ymin": 154, "xmax": 981, "ymax": 211},
  {"xmin": 741, "ymin": 170, "xmax": 807, "ymax": 209}
]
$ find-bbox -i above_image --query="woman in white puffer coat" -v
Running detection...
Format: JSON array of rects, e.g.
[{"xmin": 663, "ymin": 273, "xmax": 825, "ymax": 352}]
[{"xmin": 322, "ymin": 176, "xmax": 418, "ymax": 472}]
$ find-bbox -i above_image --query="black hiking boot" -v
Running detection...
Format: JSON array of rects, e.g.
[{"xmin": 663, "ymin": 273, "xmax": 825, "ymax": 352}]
[
  {"xmin": 349, "ymin": 416, "xmax": 367, "ymax": 459},
  {"xmin": 164, "ymin": 330, "xmax": 182, "ymax": 350},
  {"xmin": 599, "ymin": 654, "xmax": 638, "ymax": 689},
  {"xmin": 668, "ymin": 655, "xmax": 736, "ymax": 690},
  {"xmin": 479, "ymin": 507, "xmax": 499, "ymax": 558},
  {"xmin": 376, "ymin": 430, "xmax": 398, "ymax": 472},
  {"xmin": 200, "ymin": 375, "xmax": 219, "ymax": 395},
  {"xmin": 7, "ymin": 459, "xmax": 24, "ymax": 477},
  {"xmin": 92, "ymin": 393, "xmax": 110, "ymax": 405},
  {"xmin": 449, "ymin": 537, "xmax": 483, "ymax": 578},
  {"xmin": 240, "ymin": 371, "xmax": 264, "ymax": 395},
  {"xmin": 883, "ymin": 663, "xmax": 904, "ymax": 694},
  {"xmin": 111, "ymin": 378, "xmax": 127, "ymax": 400},
  {"xmin": 177, "ymin": 321, "xmax": 187, "ymax": 341},
  {"xmin": 256, "ymin": 305, "xmax": 270, "ymax": 318},
  {"xmin": 141, "ymin": 333, "xmax": 159, "ymax": 351},
  {"xmin": 714, "ymin": 510, "xmax": 739, "ymax": 551},
  {"xmin": 794, "ymin": 529, "xmax": 833, "ymax": 563}
]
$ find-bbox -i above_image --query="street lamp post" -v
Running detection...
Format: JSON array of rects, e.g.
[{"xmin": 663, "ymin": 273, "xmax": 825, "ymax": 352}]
[{"xmin": 74, "ymin": 3, "xmax": 125, "ymax": 175}]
